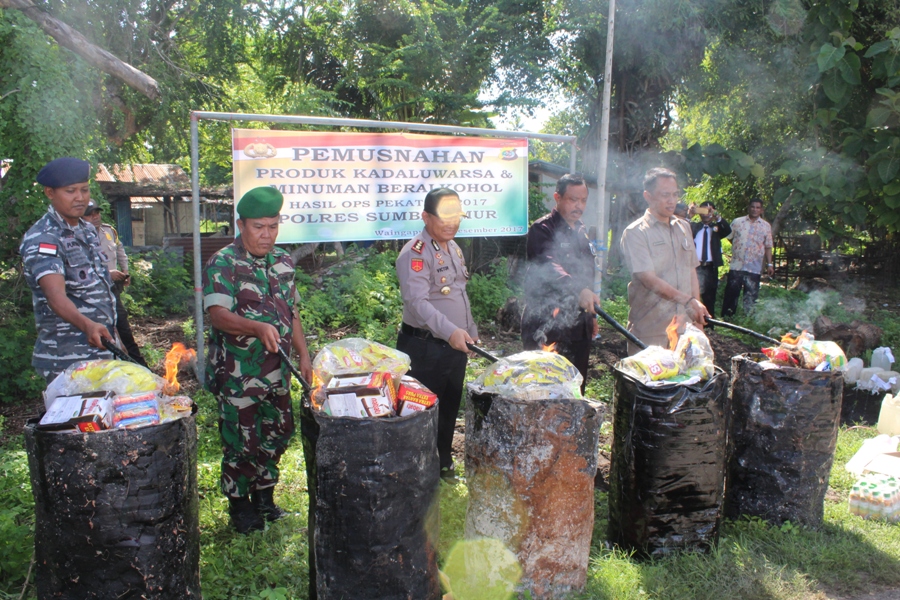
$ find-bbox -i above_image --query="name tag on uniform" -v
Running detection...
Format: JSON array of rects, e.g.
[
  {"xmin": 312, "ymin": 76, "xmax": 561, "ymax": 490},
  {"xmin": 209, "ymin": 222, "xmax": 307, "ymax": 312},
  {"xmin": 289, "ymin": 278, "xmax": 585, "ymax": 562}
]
[
  {"xmin": 652, "ymin": 240, "xmax": 666, "ymax": 246},
  {"xmin": 436, "ymin": 266, "xmax": 449, "ymax": 273}
]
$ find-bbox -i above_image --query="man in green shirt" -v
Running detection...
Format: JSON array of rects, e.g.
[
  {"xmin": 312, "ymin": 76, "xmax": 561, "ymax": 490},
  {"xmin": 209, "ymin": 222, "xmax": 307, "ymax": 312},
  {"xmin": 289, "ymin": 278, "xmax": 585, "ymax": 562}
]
[{"xmin": 202, "ymin": 187, "xmax": 313, "ymax": 533}]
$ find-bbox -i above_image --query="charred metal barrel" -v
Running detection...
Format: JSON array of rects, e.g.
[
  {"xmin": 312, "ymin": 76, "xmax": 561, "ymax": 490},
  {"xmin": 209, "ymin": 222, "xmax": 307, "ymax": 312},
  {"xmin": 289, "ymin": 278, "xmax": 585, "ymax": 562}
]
[
  {"xmin": 305, "ymin": 405, "xmax": 441, "ymax": 600},
  {"xmin": 465, "ymin": 387, "xmax": 601, "ymax": 599},
  {"xmin": 726, "ymin": 354, "xmax": 843, "ymax": 526},
  {"xmin": 608, "ymin": 370, "xmax": 730, "ymax": 557},
  {"xmin": 24, "ymin": 414, "xmax": 200, "ymax": 599}
]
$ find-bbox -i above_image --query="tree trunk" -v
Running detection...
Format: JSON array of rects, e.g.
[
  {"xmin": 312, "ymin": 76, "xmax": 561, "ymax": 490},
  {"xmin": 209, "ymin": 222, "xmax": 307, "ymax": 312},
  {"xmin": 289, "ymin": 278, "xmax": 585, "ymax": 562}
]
[{"xmin": 0, "ymin": 0, "xmax": 161, "ymax": 101}]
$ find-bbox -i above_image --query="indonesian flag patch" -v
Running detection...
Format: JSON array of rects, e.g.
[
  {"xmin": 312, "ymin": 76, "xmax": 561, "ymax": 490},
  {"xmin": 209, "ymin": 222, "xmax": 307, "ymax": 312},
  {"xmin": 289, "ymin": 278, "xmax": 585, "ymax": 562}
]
[
  {"xmin": 38, "ymin": 243, "xmax": 58, "ymax": 256},
  {"xmin": 411, "ymin": 258, "xmax": 424, "ymax": 272}
]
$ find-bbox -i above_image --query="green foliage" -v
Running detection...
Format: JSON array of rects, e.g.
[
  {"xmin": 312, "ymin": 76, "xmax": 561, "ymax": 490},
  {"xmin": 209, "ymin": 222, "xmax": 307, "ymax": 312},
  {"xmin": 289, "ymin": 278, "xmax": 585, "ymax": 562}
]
[
  {"xmin": 295, "ymin": 250, "xmax": 402, "ymax": 348},
  {"xmin": 0, "ymin": 301, "xmax": 44, "ymax": 403},
  {"xmin": 0, "ymin": 446, "xmax": 33, "ymax": 590},
  {"xmin": 0, "ymin": 9, "xmax": 94, "ymax": 267},
  {"xmin": 528, "ymin": 182, "xmax": 552, "ymax": 225},
  {"xmin": 467, "ymin": 258, "xmax": 516, "ymax": 325},
  {"xmin": 123, "ymin": 250, "xmax": 192, "ymax": 317}
]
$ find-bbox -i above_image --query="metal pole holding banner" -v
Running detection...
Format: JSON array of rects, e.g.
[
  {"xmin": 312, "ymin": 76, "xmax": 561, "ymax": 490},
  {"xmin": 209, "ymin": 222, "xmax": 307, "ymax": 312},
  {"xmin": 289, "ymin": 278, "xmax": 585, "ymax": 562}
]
[
  {"xmin": 593, "ymin": 0, "xmax": 617, "ymax": 300},
  {"xmin": 188, "ymin": 111, "xmax": 579, "ymax": 379},
  {"xmin": 190, "ymin": 114, "xmax": 205, "ymax": 377}
]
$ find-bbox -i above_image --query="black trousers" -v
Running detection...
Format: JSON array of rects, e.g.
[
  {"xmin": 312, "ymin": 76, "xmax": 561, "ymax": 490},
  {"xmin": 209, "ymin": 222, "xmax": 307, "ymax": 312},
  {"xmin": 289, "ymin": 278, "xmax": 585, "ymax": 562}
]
[
  {"xmin": 722, "ymin": 270, "xmax": 761, "ymax": 317},
  {"xmin": 696, "ymin": 264, "xmax": 719, "ymax": 319},
  {"xmin": 396, "ymin": 331, "xmax": 468, "ymax": 471},
  {"xmin": 114, "ymin": 289, "xmax": 147, "ymax": 366}
]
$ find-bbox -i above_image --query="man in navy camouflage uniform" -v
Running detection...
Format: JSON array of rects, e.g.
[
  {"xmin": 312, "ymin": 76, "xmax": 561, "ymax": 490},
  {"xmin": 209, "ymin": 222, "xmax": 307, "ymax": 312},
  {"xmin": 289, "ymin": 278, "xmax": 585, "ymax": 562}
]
[
  {"xmin": 20, "ymin": 158, "xmax": 117, "ymax": 383},
  {"xmin": 203, "ymin": 186, "xmax": 313, "ymax": 533},
  {"xmin": 396, "ymin": 188, "xmax": 478, "ymax": 480}
]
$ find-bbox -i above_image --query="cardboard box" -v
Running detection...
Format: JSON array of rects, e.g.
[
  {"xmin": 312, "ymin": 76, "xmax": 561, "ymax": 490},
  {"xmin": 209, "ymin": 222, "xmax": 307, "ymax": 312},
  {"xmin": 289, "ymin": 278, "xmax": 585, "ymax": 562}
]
[
  {"xmin": 325, "ymin": 372, "xmax": 396, "ymax": 418},
  {"xmin": 38, "ymin": 391, "xmax": 115, "ymax": 432},
  {"xmin": 397, "ymin": 375, "xmax": 437, "ymax": 417},
  {"xmin": 863, "ymin": 452, "xmax": 900, "ymax": 478}
]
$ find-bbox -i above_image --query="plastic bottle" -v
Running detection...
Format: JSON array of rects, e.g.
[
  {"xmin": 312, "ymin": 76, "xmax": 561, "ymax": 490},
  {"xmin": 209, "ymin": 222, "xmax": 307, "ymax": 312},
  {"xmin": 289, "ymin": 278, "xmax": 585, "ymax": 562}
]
[
  {"xmin": 844, "ymin": 357, "xmax": 865, "ymax": 384},
  {"xmin": 849, "ymin": 484, "xmax": 862, "ymax": 517},
  {"xmin": 878, "ymin": 394, "xmax": 900, "ymax": 436},
  {"xmin": 872, "ymin": 347, "xmax": 895, "ymax": 372}
]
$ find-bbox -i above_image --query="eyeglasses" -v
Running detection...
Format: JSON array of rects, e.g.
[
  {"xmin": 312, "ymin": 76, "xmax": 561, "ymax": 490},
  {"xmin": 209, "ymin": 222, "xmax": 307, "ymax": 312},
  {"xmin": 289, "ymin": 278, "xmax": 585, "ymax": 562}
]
[{"xmin": 656, "ymin": 192, "xmax": 683, "ymax": 201}]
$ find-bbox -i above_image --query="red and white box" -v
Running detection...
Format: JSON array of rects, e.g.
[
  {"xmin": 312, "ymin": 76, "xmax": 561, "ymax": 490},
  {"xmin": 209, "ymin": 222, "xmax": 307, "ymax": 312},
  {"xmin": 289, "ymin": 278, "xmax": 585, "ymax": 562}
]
[
  {"xmin": 396, "ymin": 375, "xmax": 438, "ymax": 416},
  {"xmin": 38, "ymin": 391, "xmax": 115, "ymax": 432}
]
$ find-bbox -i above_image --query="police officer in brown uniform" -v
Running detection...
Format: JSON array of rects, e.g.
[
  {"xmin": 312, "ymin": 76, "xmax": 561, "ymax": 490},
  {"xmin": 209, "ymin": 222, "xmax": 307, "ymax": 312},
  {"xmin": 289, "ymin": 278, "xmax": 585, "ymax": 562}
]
[{"xmin": 396, "ymin": 188, "xmax": 478, "ymax": 479}]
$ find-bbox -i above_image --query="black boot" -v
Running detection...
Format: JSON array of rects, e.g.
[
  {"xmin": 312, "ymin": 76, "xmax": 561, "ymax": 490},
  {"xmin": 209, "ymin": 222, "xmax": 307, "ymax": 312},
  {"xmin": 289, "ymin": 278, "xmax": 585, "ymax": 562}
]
[
  {"xmin": 252, "ymin": 487, "xmax": 286, "ymax": 522},
  {"xmin": 229, "ymin": 497, "xmax": 265, "ymax": 534}
]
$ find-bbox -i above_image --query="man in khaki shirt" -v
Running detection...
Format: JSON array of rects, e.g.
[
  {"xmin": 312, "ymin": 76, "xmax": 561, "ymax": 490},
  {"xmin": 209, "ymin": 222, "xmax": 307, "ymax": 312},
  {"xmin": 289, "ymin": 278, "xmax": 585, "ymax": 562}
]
[{"xmin": 620, "ymin": 168, "xmax": 710, "ymax": 354}]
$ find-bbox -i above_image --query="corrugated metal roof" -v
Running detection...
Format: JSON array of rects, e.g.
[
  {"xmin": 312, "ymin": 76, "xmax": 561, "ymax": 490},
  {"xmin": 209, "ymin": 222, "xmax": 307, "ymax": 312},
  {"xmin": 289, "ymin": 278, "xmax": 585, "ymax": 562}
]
[{"xmin": 95, "ymin": 164, "xmax": 190, "ymax": 185}]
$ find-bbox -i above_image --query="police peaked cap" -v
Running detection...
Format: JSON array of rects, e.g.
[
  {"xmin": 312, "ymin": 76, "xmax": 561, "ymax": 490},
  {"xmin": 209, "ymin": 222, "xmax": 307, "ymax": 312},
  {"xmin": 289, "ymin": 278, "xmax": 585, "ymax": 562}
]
[
  {"xmin": 36, "ymin": 157, "xmax": 91, "ymax": 188},
  {"xmin": 236, "ymin": 187, "xmax": 284, "ymax": 219}
]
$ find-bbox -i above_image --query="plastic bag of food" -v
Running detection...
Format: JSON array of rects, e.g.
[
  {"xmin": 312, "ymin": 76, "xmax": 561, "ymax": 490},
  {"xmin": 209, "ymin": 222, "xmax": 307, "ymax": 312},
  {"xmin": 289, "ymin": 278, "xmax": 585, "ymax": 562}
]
[
  {"xmin": 806, "ymin": 340, "xmax": 846, "ymax": 370},
  {"xmin": 312, "ymin": 338, "xmax": 411, "ymax": 387},
  {"xmin": 761, "ymin": 346, "xmax": 799, "ymax": 367},
  {"xmin": 472, "ymin": 350, "xmax": 583, "ymax": 400},
  {"xmin": 674, "ymin": 323, "xmax": 715, "ymax": 380},
  {"xmin": 617, "ymin": 346, "xmax": 679, "ymax": 383},
  {"xmin": 44, "ymin": 360, "xmax": 166, "ymax": 410},
  {"xmin": 159, "ymin": 395, "xmax": 194, "ymax": 423}
]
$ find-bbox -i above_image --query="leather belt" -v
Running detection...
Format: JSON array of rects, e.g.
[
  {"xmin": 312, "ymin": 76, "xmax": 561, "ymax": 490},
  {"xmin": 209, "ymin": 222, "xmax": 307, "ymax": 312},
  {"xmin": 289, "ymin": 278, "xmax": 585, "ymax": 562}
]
[{"xmin": 401, "ymin": 322, "xmax": 435, "ymax": 340}]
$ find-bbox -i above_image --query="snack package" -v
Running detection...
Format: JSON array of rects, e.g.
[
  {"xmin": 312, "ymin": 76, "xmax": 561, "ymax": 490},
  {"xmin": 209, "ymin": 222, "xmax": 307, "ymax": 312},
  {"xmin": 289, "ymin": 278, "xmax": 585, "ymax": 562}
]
[
  {"xmin": 159, "ymin": 395, "xmax": 194, "ymax": 423},
  {"xmin": 312, "ymin": 338, "xmax": 411, "ymax": 387},
  {"xmin": 617, "ymin": 346, "xmax": 679, "ymax": 382},
  {"xmin": 472, "ymin": 350, "xmax": 583, "ymax": 400},
  {"xmin": 673, "ymin": 324, "xmax": 715, "ymax": 380},
  {"xmin": 44, "ymin": 360, "xmax": 166, "ymax": 410}
]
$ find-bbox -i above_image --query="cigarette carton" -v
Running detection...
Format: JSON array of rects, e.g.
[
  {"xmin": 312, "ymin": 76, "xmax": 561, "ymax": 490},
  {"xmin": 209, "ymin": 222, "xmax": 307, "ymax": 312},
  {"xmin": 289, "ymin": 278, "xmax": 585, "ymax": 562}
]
[
  {"xmin": 396, "ymin": 376, "xmax": 438, "ymax": 416},
  {"xmin": 38, "ymin": 391, "xmax": 115, "ymax": 432}
]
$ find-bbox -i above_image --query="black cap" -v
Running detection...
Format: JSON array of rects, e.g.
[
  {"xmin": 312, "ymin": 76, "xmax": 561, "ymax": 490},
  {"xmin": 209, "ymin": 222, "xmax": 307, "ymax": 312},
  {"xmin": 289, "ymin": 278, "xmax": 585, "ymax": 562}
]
[{"xmin": 36, "ymin": 157, "xmax": 90, "ymax": 188}]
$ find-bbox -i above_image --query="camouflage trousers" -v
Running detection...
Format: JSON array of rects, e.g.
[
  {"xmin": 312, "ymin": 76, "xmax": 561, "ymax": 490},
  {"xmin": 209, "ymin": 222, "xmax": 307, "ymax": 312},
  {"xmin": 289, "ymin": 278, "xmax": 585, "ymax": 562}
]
[{"xmin": 217, "ymin": 389, "xmax": 295, "ymax": 499}]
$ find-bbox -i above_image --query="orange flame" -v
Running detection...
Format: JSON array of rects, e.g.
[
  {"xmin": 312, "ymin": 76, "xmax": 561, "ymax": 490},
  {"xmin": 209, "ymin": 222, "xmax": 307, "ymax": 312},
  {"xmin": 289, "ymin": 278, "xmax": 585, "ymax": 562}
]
[
  {"xmin": 780, "ymin": 330, "xmax": 808, "ymax": 345},
  {"xmin": 666, "ymin": 317, "xmax": 680, "ymax": 350},
  {"xmin": 552, "ymin": 307, "xmax": 560, "ymax": 318},
  {"xmin": 310, "ymin": 373, "xmax": 326, "ymax": 410},
  {"xmin": 542, "ymin": 342, "xmax": 558, "ymax": 353},
  {"xmin": 163, "ymin": 342, "xmax": 196, "ymax": 394}
]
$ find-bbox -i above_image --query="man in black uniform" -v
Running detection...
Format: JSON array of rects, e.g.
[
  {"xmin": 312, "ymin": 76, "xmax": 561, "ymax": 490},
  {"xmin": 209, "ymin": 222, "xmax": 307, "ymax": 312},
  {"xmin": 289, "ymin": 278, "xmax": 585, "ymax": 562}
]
[
  {"xmin": 688, "ymin": 201, "xmax": 731, "ymax": 320},
  {"xmin": 396, "ymin": 188, "xmax": 478, "ymax": 479},
  {"xmin": 521, "ymin": 173, "xmax": 600, "ymax": 393}
]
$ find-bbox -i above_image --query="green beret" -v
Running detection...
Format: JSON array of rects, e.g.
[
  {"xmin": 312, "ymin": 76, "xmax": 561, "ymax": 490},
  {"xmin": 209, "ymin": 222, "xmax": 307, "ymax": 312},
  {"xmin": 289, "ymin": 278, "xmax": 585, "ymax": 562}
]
[{"xmin": 236, "ymin": 187, "xmax": 284, "ymax": 219}]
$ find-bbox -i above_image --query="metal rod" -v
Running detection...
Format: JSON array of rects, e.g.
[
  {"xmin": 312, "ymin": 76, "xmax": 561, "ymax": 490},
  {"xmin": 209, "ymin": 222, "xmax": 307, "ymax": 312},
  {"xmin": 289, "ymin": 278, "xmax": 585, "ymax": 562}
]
[
  {"xmin": 276, "ymin": 346, "xmax": 312, "ymax": 392},
  {"xmin": 705, "ymin": 318, "xmax": 780, "ymax": 345},
  {"xmin": 190, "ymin": 113, "xmax": 205, "ymax": 377},
  {"xmin": 103, "ymin": 339, "xmax": 138, "ymax": 363},
  {"xmin": 594, "ymin": 304, "xmax": 648, "ymax": 350},
  {"xmin": 466, "ymin": 342, "xmax": 500, "ymax": 363},
  {"xmin": 192, "ymin": 111, "xmax": 578, "ymax": 144}
]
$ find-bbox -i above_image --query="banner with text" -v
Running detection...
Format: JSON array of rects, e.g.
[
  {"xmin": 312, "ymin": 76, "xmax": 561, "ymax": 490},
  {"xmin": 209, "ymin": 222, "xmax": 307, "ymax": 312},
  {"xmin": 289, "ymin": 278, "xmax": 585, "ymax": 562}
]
[{"xmin": 232, "ymin": 129, "xmax": 528, "ymax": 243}]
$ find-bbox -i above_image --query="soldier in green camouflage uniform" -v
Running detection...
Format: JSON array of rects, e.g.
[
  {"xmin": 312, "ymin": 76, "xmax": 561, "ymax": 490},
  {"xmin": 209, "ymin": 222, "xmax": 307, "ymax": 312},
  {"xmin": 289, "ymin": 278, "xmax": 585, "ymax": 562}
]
[{"xmin": 202, "ymin": 187, "xmax": 313, "ymax": 533}]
